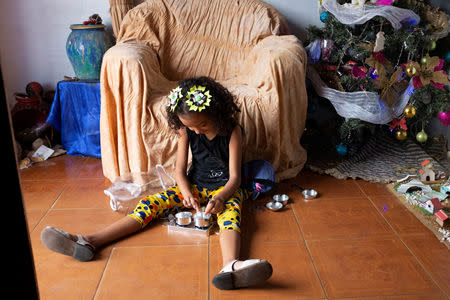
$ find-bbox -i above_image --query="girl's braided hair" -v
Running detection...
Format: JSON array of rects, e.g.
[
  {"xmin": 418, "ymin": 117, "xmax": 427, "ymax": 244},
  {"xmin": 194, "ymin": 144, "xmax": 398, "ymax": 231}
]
[{"xmin": 166, "ymin": 76, "xmax": 240, "ymax": 135}]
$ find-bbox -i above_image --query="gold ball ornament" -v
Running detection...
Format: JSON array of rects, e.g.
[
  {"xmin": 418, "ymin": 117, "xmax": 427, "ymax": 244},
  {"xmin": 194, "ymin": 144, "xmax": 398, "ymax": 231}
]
[
  {"xmin": 405, "ymin": 65, "xmax": 417, "ymax": 77},
  {"xmin": 396, "ymin": 130, "xmax": 408, "ymax": 140},
  {"xmin": 416, "ymin": 130, "xmax": 428, "ymax": 143},
  {"xmin": 403, "ymin": 105, "xmax": 416, "ymax": 118},
  {"xmin": 420, "ymin": 56, "xmax": 428, "ymax": 65}
]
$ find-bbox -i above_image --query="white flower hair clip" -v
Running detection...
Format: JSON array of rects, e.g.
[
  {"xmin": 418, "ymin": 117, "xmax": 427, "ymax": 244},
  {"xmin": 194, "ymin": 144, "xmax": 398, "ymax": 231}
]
[{"xmin": 168, "ymin": 86, "xmax": 183, "ymax": 112}]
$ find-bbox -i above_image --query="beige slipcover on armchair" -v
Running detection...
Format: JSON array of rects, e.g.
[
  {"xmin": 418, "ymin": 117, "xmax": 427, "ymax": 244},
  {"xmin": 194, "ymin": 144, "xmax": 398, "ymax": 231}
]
[{"xmin": 101, "ymin": 0, "xmax": 308, "ymax": 184}]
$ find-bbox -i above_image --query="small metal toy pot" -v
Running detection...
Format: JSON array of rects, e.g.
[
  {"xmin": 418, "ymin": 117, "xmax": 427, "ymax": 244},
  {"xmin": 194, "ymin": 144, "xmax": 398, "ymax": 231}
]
[
  {"xmin": 273, "ymin": 194, "xmax": 289, "ymax": 206},
  {"xmin": 291, "ymin": 184, "xmax": 318, "ymax": 200},
  {"xmin": 266, "ymin": 201, "xmax": 283, "ymax": 211},
  {"xmin": 302, "ymin": 189, "xmax": 318, "ymax": 199},
  {"xmin": 175, "ymin": 211, "xmax": 192, "ymax": 226},
  {"xmin": 194, "ymin": 212, "xmax": 211, "ymax": 228}
]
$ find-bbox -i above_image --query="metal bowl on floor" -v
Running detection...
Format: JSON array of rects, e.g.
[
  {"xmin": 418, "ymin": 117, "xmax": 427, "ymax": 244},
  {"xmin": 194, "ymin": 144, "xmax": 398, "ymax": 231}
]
[
  {"xmin": 175, "ymin": 211, "xmax": 192, "ymax": 226},
  {"xmin": 292, "ymin": 184, "xmax": 319, "ymax": 200},
  {"xmin": 266, "ymin": 201, "xmax": 283, "ymax": 212},
  {"xmin": 273, "ymin": 194, "xmax": 289, "ymax": 206},
  {"xmin": 302, "ymin": 189, "xmax": 318, "ymax": 200}
]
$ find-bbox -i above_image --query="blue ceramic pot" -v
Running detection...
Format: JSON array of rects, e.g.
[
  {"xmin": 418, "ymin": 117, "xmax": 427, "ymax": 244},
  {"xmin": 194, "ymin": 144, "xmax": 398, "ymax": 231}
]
[{"xmin": 66, "ymin": 24, "xmax": 113, "ymax": 80}]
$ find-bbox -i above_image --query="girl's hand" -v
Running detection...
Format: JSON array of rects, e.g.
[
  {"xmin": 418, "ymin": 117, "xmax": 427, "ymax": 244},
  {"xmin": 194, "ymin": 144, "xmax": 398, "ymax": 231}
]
[
  {"xmin": 204, "ymin": 196, "xmax": 225, "ymax": 215},
  {"xmin": 183, "ymin": 195, "xmax": 200, "ymax": 212}
]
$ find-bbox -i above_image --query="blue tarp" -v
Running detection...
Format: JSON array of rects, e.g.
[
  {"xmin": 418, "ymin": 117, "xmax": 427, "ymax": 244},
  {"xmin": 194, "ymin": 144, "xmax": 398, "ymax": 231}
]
[{"xmin": 46, "ymin": 80, "xmax": 101, "ymax": 158}]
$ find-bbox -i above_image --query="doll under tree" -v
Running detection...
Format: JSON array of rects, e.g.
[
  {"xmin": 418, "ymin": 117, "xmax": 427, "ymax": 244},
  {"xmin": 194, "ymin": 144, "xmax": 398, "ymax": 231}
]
[{"xmin": 305, "ymin": 0, "xmax": 450, "ymax": 157}]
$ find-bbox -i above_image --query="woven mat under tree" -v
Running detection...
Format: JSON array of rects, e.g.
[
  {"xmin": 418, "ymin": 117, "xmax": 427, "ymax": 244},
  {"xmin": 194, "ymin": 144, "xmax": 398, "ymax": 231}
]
[{"xmin": 305, "ymin": 130, "xmax": 449, "ymax": 183}]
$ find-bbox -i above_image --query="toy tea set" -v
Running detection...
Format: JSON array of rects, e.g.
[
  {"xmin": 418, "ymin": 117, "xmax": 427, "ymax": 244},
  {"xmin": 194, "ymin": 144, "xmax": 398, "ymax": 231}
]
[
  {"xmin": 170, "ymin": 211, "xmax": 212, "ymax": 229},
  {"xmin": 163, "ymin": 209, "xmax": 215, "ymax": 236},
  {"xmin": 265, "ymin": 184, "xmax": 319, "ymax": 211}
]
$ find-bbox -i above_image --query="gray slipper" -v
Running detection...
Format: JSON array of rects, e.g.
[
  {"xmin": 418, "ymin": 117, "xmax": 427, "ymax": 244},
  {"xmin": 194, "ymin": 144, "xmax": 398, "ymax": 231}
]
[
  {"xmin": 212, "ymin": 259, "xmax": 273, "ymax": 290},
  {"xmin": 41, "ymin": 226, "xmax": 95, "ymax": 262}
]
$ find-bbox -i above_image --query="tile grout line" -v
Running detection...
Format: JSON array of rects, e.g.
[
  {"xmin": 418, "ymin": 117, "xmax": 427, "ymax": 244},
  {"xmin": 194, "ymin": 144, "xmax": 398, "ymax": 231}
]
[
  {"xmin": 112, "ymin": 243, "xmax": 209, "ymax": 249},
  {"xmin": 395, "ymin": 232, "xmax": 449, "ymax": 298},
  {"xmin": 289, "ymin": 202, "xmax": 329, "ymax": 299},
  {"xmin": 92, "ymin": 247, "xmax": 115, "ymax": 300},
  {"xmin": 356, "ymin": 182, "xmax": 449, "ymax": 298},
  {"xmin": 28, "ymin": 182, "xmax": 70, "ymax": 234},
  {"xmin": 297, "ymin": 233, "xmax": 397, "ymax": 242},
  {"xmin": 48, "ymin": 183, "xmax": 70, "ymax": 210}
]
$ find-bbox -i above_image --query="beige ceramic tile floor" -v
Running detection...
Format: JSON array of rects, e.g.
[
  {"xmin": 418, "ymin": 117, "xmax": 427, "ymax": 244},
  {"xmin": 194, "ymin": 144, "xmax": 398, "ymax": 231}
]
[{"xmin": 20, "ymin": 155, "xmax": 450, "ymax": 299}]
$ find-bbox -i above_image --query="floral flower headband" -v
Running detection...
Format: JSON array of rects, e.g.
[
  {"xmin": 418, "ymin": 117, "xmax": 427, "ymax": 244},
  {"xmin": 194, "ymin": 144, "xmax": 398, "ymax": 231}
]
[{"xmin": 168, "ymin": 85, "xmax": 212, "ymax": 112}]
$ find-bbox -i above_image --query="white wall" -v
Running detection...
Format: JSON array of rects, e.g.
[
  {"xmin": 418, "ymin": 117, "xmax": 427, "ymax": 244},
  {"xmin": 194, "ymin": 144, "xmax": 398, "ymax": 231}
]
[
  {"xmin": 0, "ymin": 0, "xmax": 112, "ymax": 108},
  {"xmin": 263, "ymin": 0, "xmax": 321, "ymax": 41},
  {"xmin": 0, "ymin": 0, "xmax": 322, "ymax": 109}
]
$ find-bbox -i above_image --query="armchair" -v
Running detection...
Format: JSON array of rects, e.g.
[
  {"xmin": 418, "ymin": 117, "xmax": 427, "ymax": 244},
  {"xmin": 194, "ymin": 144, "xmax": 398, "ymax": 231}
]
[{"xmin": 100, "ymin": 0, "xmax": 308, "ymax": 185}]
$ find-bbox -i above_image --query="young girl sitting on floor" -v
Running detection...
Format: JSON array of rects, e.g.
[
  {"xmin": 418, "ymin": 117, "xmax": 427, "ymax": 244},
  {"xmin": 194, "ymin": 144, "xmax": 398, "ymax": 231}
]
[{"xmin": 41, "ymin": 76, "xmax": 273, "ymax": 290}]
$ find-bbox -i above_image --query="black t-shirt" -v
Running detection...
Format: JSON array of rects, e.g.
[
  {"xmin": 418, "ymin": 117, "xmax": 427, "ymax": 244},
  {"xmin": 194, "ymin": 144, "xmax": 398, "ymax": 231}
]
[{"xmin": 186, "ymin": 127, "xmax": 230, "ymax": 190}]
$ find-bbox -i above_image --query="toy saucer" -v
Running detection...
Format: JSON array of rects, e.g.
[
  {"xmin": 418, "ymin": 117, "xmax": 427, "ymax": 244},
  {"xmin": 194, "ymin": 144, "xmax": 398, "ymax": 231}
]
[{"xmin": 266, "ymin": 201, "xmax": 283, "ymax": 211}]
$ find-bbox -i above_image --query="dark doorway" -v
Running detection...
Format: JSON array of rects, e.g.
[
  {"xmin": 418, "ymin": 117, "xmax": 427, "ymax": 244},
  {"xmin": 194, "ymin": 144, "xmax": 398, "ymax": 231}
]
[{"xmin": 2, "ymin": 64, "xmax": 39, "ymax": 299}]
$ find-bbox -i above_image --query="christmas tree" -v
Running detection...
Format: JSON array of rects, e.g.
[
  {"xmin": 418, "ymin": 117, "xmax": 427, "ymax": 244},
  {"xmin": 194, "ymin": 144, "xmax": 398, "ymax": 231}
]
[{"xmin": 305, "ymin": 0, "xmax": 450, "ymax": 156}]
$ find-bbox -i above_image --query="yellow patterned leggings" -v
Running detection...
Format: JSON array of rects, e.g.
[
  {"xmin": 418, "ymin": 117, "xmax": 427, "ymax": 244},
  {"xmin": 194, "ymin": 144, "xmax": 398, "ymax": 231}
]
[{"xmin": 128, "ymin": 184, "xmax": 247, "ymax": 232}]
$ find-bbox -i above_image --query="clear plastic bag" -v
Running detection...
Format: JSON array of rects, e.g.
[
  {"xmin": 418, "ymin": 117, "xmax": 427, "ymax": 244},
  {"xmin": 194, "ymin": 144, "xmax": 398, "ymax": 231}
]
[{"xmin": 104, "ymin": 164, "xmax": 175, "ymax": 214}]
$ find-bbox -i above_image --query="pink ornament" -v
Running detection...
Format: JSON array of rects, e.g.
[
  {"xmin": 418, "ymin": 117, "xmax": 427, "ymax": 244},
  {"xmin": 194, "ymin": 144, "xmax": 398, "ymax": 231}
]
[
  {"xmin": 438, "ymin": 109, "xmax": 450, "ymax": 127},
  {"xmin": 376, "ymin": 0, "xmax": 393, "ymax": 5}
]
